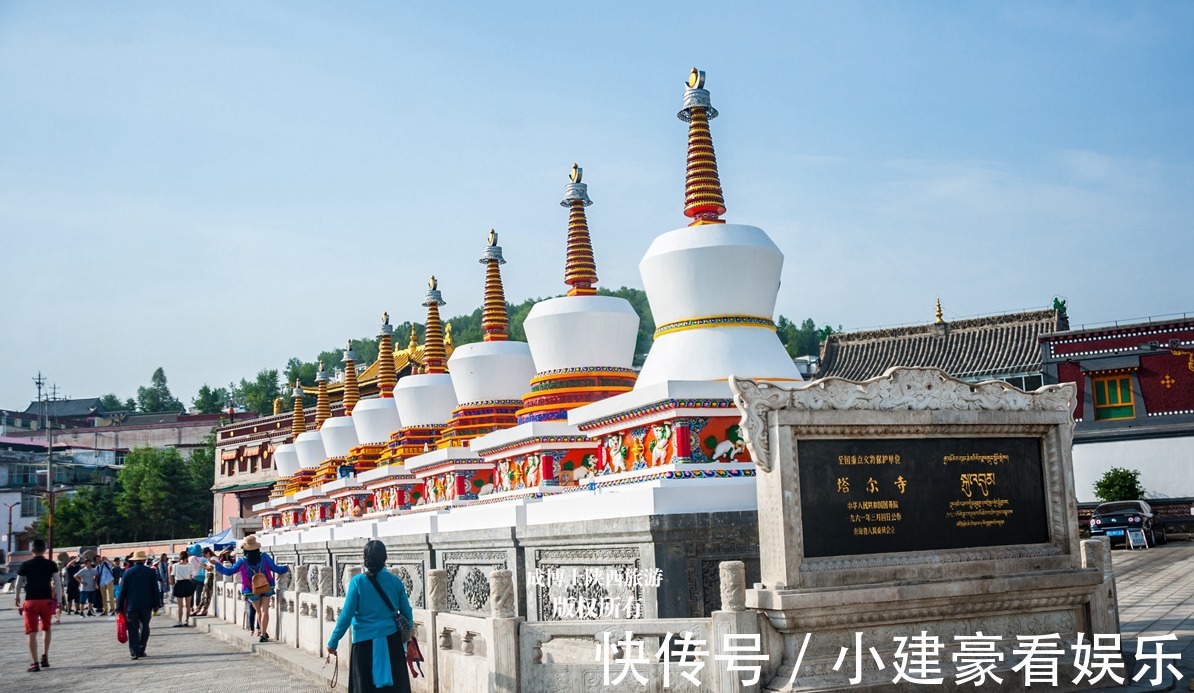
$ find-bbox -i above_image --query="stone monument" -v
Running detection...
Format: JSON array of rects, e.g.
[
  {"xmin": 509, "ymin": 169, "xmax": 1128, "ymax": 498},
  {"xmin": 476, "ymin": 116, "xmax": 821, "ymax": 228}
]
[{"xmin": 730, "ymin": 367, "xmax": 1119, "ymax": 691}]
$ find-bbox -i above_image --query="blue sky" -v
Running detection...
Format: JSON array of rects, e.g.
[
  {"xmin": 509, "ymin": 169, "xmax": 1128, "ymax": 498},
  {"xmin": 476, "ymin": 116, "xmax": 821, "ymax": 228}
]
[{"xmin": 1, "ymin": 1, "xmax": 1191, "ymax": 407}]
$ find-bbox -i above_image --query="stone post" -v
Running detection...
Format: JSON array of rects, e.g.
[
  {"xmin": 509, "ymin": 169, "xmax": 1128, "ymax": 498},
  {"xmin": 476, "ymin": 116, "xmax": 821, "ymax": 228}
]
[
  {"xmin": 317, "ymin": 566, "xmax": 335, "ymax": 596},
  {"xmin": 489, "ymin": 569, "xmax": 516, "ymax": 618},
  {"xmin": 719, "ymin": 560, "xmax": 746, "ymax": 611},
  {"xmin": 293, "ymin": 564, "xmax": 310, "ymax": 593},
  {"xmin": 711, "ymin": 560, "xmax": 772, "ymax": 693},
  {"xmin": 428, "ymin": 569, "xmax": 448, "ymax": 612},
  {"xmin": 1081, "ymin": 537, "xmax": 1120, "ymax": 635},
  {"xmin": 488, "ymin": 569, "xmax": 521, "ymax": 693},
  {"xmin": 343, "ymin": 566, "xmax": 361, "ymax": 596}
]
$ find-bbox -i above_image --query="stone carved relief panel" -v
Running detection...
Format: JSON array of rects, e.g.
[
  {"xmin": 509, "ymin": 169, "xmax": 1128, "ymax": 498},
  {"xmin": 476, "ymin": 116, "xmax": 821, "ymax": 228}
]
[
  {"xmin": 533, "ymin": 547, "xmax": 644, "ymax": 622},
  {"xmin": 442, "ymin": 550, "xmax": 507, "ymax": 615}
]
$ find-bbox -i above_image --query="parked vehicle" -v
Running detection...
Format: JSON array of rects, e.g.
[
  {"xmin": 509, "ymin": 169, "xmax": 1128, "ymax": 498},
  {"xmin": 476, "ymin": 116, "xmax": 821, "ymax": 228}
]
[{"xmin": 1090, "ymin": 500, "xmax": 1166, "ymax": 547}]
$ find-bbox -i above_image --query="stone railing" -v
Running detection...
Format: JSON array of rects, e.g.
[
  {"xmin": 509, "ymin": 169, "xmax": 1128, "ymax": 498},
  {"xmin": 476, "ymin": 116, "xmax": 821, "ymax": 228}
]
[{"xmin": 201, "ymin": 560, "xmax": 773, "ymax": 692}]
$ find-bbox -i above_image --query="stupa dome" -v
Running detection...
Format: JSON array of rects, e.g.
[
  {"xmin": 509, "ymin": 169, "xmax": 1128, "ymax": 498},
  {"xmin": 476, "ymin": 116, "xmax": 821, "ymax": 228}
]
[
  {"xmin": 352, "ymin": 397, "xmax": 400, "ymax": 444},
  {"xmin": 523, "ymin": 296, "xmax": 638, "ymax": 372},
  {"xmin": 319, "ymin": 416, "xmax": 358, "ymax": 458},
  {"xmin": 273, "ymin": 443, "xmax": 300, "ymax": 477},
  {"xmin": 294, "ymin": 430, "xmax": 326, "ymax": 469}
]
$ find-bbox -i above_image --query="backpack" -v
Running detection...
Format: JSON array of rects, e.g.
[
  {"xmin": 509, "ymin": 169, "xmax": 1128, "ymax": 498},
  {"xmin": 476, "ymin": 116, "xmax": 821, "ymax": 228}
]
[{"xmin": 250, "ymin": 561, "xmax": 271, "ymax": 595}]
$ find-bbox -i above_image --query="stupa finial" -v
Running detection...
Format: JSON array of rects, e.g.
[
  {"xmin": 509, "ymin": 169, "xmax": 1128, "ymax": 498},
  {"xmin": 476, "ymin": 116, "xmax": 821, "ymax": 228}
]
[
  {"xmin": 342, "ymin": 339, "xmax": 359, "ymax": 415},
  {"xmin": 315, "ymin": 361, "xmax": 331, "ymax": 428},
  {"xmin": 480, "ymin": 230, "xmax": 509, "ymax": 341},
  {"xmin": 422, "ymin": 275, "xmax": 448, "ymax": 374},
  {"xmin": 561, "ymin": 163, "xmax": 598, "ymax": 296},
  {"xmin": 678, "ymin": 67, "xmax": 726, "ymax": 226},
  {"xmin": 272, "ymin": 396, "xmax": 285, "ymax": 416},
  {"xmin": 377, "ymin": 312, "xmax": 396, "ymax": 398},
  {"xmin": 291, "ymin": 379, "xmax": 306, "ymax": 437},
  {"xmin": 935, "ymin": 298, "xmax": 944, "ymax": 324}
]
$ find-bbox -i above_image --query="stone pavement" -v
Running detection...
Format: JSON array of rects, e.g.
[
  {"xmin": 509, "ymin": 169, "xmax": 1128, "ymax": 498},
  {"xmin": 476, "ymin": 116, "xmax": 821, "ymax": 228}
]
[{"xmin": 0, "ymin": 603, "xmax": 333, "ymax": 692}]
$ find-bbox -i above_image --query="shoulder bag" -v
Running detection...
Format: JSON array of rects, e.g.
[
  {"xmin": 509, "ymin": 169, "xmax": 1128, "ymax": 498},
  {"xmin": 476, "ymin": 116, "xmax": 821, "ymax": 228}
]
[{"xmin": 365, "ymin": 573, "xmax": 413, "ymax": 644}]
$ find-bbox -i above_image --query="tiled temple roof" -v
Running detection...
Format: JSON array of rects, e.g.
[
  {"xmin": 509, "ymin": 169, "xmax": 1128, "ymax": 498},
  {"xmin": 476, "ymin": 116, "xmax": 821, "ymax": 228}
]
[{"xmin": 818, "ymin": 309, "xmax": 1068, "ymax": 382}]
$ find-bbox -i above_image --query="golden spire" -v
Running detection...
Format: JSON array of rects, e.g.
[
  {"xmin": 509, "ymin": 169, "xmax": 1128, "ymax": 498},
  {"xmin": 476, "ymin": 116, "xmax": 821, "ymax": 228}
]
[
  {"xmin": 342, "ymin": 339, "xmax": 360, "ymax": 415},
  {"xmin": 290, "ymin": 380, "xmax": 306, "ymax": 438},
  {"xmin": 480, "ymin": 230, "xmax": 509, "ymax": 341},
  {"xmin": 272, "ymin": 396, "xmax": 285, "ymax": 416},
  {"xmin": 445, "ymin": 322, "xmax": 453, "ymax": 348},
  {"xmin": 315, "ymin": 361, "xmax": 331, "ymax": 428},
  {"xmin": 935, "ymin": 298, "xmax": 944, "ymax": 324},
  {"xmin": 678, "ymin": 68, "xmax": 726, "ymax": 225},
  {"xmin": 377, "ymin": 312, "xmax": 396, "ymax": 398},
  {"xmin": 422, "ymin": 275, "xmax": 448, "ymax": 374},
  {"xmin": 408, "ymin": 324, "xmax": 419, "ymax": 354},
  {"xmin": 561, "ymin": 164, "xmax": 598, "ymax": 296}
]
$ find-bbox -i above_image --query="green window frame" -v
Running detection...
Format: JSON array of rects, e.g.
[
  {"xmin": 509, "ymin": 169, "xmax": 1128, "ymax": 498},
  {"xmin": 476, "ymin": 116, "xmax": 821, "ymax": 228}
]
[{"xmin": 1093, "ymin": 375, "xmax": 1135, "ymax": 420}]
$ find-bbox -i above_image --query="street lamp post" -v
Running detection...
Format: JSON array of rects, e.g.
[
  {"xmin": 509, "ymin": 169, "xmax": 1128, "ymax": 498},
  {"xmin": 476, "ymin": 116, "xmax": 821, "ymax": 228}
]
[{"xmin": 3, "ymin": 502, "xmax": 17, "ymax": 559}]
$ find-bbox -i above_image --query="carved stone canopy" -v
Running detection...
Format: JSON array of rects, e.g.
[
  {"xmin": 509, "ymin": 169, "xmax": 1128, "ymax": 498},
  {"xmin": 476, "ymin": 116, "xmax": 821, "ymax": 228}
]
[{"xmin": 730, "ymin": 367, "xmax": 1075, "ymax": 472}]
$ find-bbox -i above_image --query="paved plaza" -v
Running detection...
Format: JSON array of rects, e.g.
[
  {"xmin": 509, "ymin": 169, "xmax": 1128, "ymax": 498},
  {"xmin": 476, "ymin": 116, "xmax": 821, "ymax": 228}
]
[
  {"xmin": 0, "ymin": 604, "xmax": 332, "ymax": 692},
  {"xmin": 1, "ymin": 542, "xmax": 1194, "ymax": 691}
]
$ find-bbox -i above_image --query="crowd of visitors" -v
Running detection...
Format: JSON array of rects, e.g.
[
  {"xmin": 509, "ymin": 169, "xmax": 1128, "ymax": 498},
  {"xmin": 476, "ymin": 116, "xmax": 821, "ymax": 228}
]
[{"xmin": 12, "ymin": 534, "xmax": 419, "ymax": 689}]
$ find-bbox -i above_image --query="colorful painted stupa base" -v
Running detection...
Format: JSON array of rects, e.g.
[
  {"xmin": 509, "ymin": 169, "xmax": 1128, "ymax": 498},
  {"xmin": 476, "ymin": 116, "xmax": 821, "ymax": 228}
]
[
  {"xmin": 568, "ymin": 383, "xmax": 757, "ymax": 492},
  {"xmin": 312, "ymin": 457, "xmax": 346, "ymax": 487},
  {"xmin": 406, "ymin": 447, "xmax": 495, "ymax": 510},
  {"xmin": 438, "ymin": 401, "xmax": 522, "ymax": 446},
  {"xmin": 324, "ymin": 477, "xmax": 372, "ymax": 521},
  {"xmin": 346, "ymin": 442, "xmax": 385, "ymax": 475},
  {"xmin": 359, "ymin": 463, "xmax": 424, "ymax": 514},
  {"xmin": 283, "ymin": 468, "xmax": 317, "ymax": 495},
  {"xmin": 377, "ymin": 425, "xmax": 443, "ymax": 467},
  {"xmin": 516, "ymin": 368, "xmax": 637, "ymax": 423}
]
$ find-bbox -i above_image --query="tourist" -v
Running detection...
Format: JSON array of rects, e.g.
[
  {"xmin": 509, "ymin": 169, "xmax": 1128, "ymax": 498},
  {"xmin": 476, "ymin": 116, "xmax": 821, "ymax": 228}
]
[
  {"xmin": 326, "ymin": 539, "xmax": 413, "ymax": 693},
  {"xmin": 117, "ymin": 549, "xmax": 162, "ymax": 660},
  {"xmin": 210, "ymin": 535, "xmax": 289, "ymax": 642},
  {"xmin": 192, "ymin": 547, "xmax": 217, "ymax": 616},
  {"xmin": 63, "ymin": 556, "xmax": 81, "ymax": 616},
  {"xmin": 75, "ymin": 559, "xmax": 98, "ymax": 617},
  {"xmin": 170, "ymin": 549, "xmax": 195, "ymax": 627},
  {"xmin": 97, "ymin": 555, "xmax": 117, "ymax": 616},
  {"xmin": 15, "ymin": 538, "xmax": 63, "ymax": 673},
  {"xmin": 154, "ymin": 553, "xmax": 170, "ymax": 614}
]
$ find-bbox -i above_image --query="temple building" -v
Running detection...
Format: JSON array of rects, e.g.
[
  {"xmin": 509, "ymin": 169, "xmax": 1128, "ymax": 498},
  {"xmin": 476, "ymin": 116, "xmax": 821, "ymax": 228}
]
[
  {"xmin": 1040, "ymin": 314, "xmax": 1194, "ymax": 500},
  {"xmin": 819, "ymin": 300, "xmax": 1070, "ymax": 391}
]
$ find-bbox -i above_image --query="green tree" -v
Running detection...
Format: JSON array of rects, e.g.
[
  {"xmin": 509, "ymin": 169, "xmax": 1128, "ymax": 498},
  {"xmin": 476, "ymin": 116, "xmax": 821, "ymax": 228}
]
[
  {"xmin": 192, "ymin": 384, "xmax": 230, "ymax": 414},
  {"xmin": 116, "ymin": 447, "xmax": 194, "ymax": 540},
  {"xmin": 1094, "ymin": 467, "xmax": 1145, "ymax": 502},
  {"xmin": 185, "ymin": 436, "xmax": 217, "ymax": 535},
  {"xmin": 233, "ymin": 369, "xmax": 282, "ymax": 417},
  {"xmin": 98, "ymin": 393, "xmax": 135, "ymax": 412},
  {"xmin": 136, "ymin": 367, "xmax": 185, "ymax": 413}
]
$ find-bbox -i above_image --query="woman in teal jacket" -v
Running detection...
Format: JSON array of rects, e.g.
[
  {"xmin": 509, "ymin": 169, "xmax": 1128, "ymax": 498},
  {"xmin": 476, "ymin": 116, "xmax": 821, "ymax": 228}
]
[{"xmin": 326, "ymin": 540, "xmax": 413, "ymax": 692}]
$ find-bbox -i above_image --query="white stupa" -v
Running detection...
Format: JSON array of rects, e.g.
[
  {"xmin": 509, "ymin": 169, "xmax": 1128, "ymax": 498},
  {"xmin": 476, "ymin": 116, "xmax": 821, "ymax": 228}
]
[
  {"xmin": 635, "ymin": 69, "xmax": 800, "ymax": 388},
  {"xmin": 393, "ymin": 277, "xmax": 458, "ymax": 431}
]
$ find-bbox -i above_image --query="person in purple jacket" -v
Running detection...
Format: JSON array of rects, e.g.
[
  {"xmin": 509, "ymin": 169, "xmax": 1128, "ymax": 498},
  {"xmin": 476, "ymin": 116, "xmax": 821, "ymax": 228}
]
[{"xmin": 209, "ymin": 535, "xmax": 289, "ymax": 643}]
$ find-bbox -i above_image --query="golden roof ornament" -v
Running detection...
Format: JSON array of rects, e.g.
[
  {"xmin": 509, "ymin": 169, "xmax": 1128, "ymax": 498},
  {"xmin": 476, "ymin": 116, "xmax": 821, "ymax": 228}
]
[
  {"xmin": 561, "ymin": 163, "xmax": 598, "ymax": 296},
  {"xmin": 935, "ymin": 298, "xmax": 944, "ymax": 324},
  {"xmin": 678, "ymin": 67, "xmax": 726, "ymax": 226},
  {"xmin": 480, "ymin": 229, "xmax": 510, "ymax": 341}
]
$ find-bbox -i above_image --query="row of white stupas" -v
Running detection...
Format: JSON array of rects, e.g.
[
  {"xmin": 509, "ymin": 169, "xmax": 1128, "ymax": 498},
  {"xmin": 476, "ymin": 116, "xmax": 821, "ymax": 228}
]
[{"xmin": 255, "ymin": 69, "xmax": 801, "ymax": 542}]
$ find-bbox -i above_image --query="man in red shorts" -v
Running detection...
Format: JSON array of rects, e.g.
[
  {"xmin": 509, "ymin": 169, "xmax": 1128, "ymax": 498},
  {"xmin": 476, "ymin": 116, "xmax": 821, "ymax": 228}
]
[{"xmin": 14, "ymin": 538, "xmax": 62, "ymax": 673}]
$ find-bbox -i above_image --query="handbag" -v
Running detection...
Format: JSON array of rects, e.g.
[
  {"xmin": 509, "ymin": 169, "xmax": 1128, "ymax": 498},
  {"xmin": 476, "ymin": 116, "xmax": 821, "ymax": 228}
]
[
  {"xmin": 406, "ymin": 635, "xmax": 425, "ymax": 678},
  {"xmin": 116, "ymin": 611, "xmax": 128, "ymax": 644},
  {"xmin": 365, "ymin": 573, "xmax": 413, "ymax": 644}
]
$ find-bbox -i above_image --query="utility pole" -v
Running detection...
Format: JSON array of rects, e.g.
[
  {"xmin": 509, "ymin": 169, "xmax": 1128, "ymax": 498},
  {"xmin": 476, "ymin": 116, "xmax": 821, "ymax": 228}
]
[
  {"xmin": 46, "ymin": 384, "xmax": 55, "ymax": 555},
  {"xmin": 4, "ymin": 502, "xmax": 17, "ymax": 560}
]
